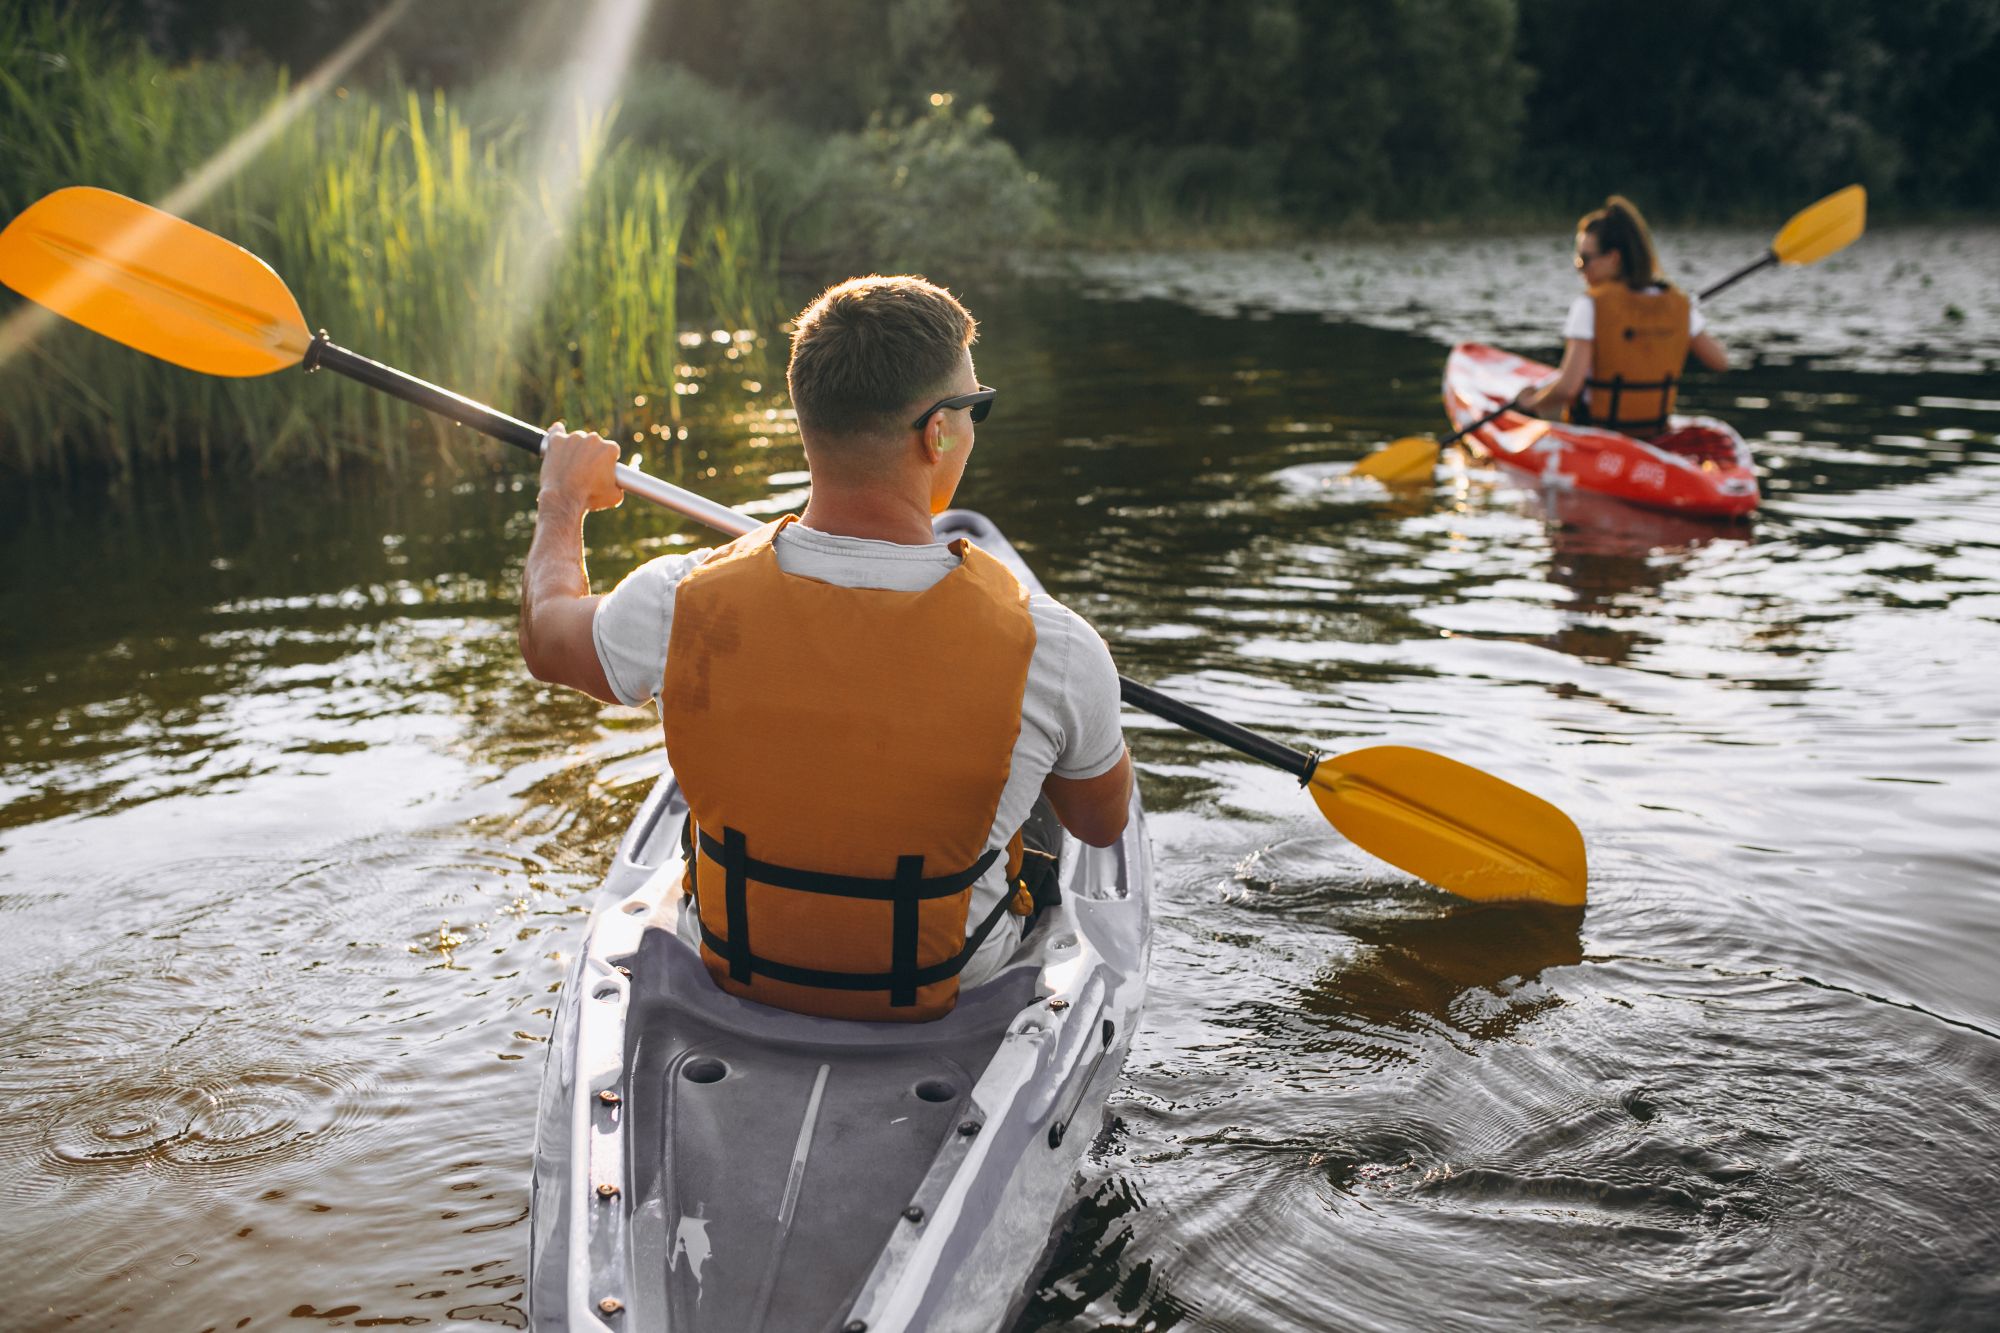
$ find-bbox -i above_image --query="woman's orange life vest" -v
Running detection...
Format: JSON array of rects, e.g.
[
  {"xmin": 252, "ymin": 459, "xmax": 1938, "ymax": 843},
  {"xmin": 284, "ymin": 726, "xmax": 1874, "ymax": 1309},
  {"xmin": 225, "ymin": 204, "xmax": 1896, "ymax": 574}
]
[
  {"xmin": 659, "ymin": 516, "xmax": 1037, "ymax": 1022},
  {"xmin": 1571, "ymin": 281, "xmax": 1691, "ymax": 436}
]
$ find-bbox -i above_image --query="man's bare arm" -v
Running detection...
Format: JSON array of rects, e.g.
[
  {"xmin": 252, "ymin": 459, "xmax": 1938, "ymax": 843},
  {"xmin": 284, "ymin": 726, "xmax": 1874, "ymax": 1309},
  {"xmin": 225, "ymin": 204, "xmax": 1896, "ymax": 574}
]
[
  {"xmin": 1043, "ymin": 748, "xmax": 1134, "ymax": 848},
  {"xmin": 519, "ymin": 424, "xmax": 622, "ymax": 704}
]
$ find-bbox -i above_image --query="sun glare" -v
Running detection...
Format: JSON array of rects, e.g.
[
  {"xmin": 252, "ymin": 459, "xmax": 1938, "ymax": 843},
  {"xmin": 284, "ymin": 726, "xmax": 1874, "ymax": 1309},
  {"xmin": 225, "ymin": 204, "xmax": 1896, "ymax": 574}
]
[
  {"xmin": 0, "ymin": 0, "xmax": 414, "ymax": 374},
  {"xmin": 155, "ymin": 1, "xmax": 416, "ymax": 223},
  {"xmin": 478, "ymin": 0, "xmax": 655, "ymax": 374}
]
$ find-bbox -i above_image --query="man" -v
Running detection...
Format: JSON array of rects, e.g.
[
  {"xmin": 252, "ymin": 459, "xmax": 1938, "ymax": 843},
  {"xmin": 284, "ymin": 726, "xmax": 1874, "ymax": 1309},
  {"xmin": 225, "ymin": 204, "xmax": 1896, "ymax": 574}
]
[{"xmin": 519, "ymin": 275, "xmax": 1131, "ymax": 1021}]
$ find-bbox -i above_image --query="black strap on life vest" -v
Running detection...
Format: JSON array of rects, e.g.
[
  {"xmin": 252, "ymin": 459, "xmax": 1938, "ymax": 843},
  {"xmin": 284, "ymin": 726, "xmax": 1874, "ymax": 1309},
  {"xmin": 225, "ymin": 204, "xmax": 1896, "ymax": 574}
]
[
  {"xmin": 1577, "ymin": 372, "xmax": 1676, "ymax": 437},
  {"xmin": 692, "ymin": 825, "xmax": 1008, "ymax": 1005},
  {"xmin": 722, "ymin": 826, "xmax": 751, "ymax": 984}
]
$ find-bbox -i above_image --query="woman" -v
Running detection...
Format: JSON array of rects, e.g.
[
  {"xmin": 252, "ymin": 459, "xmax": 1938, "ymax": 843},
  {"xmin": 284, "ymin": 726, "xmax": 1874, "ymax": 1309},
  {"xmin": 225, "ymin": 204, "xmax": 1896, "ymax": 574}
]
[{"xmin": 1513, "ymin": 195, "xmax": 1728, "ymax": 436}]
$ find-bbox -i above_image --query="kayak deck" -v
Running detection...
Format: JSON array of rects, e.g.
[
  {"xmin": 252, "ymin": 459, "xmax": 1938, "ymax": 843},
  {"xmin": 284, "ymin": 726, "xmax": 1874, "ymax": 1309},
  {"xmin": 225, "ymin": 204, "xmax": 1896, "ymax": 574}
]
[
  {"xmin": 529, "ymin": 510, "xmax": 1153, "ymax": 1333},
  {"xmin": 1444, "ymin": 342, "xmax": 1760, "ymax": 518}
]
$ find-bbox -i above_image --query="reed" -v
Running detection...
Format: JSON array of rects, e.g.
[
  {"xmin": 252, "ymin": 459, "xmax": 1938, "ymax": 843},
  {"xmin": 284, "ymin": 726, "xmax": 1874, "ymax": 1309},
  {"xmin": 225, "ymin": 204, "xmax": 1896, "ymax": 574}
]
[{"xmin": 0, "ymin": 9, "xmax": 783, "ymax": 477}]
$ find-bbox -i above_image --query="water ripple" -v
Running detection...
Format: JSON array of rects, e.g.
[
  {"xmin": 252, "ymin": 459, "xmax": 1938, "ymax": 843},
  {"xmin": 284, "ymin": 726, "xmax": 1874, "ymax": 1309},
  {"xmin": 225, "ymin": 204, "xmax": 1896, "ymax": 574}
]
[{"xmin": 40, "ymin": 1066, "xmax": 378, "ymax": 1181}]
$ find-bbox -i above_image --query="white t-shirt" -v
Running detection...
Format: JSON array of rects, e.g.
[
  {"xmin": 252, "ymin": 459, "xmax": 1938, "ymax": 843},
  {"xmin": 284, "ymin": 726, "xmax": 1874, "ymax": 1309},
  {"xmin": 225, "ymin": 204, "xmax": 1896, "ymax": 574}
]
[
  {"xmin": 591, "ymin": 520, "xmax": 1127, "ymax": 986},
  {"xmin": 1562, "ymin": 288, "xmax": 1707, "ymax": 341}
]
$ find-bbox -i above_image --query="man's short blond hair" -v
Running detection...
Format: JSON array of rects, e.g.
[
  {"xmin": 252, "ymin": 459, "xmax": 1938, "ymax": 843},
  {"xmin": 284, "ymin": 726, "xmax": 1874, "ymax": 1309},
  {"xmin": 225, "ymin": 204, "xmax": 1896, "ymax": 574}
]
[{"xmin": 787, "ymin": 276, "xmax": 977, "ymax": 444}]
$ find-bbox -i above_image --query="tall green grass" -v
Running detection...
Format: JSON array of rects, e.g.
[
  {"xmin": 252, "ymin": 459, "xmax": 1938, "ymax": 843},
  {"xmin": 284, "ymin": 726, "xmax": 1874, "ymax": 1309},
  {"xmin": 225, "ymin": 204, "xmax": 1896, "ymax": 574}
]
[{"xmin": 0, "ymin": 8, "xmax": 783, "ymax": 477}]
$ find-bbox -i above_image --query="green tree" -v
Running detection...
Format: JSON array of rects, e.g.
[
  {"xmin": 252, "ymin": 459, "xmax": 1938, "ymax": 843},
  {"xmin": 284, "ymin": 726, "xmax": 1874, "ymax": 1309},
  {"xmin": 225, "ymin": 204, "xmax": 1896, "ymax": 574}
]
[{"xmin": 1516, "ymin": 0, "xmax": 2000, "ymax": 215}]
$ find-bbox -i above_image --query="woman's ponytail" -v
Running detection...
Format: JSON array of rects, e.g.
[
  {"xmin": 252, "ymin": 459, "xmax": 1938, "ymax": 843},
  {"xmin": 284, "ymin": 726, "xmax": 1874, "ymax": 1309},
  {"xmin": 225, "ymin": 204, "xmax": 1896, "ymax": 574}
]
[{"xmin": 1579, "ymin": 195, "xmax": 1667, "ymax": 290}]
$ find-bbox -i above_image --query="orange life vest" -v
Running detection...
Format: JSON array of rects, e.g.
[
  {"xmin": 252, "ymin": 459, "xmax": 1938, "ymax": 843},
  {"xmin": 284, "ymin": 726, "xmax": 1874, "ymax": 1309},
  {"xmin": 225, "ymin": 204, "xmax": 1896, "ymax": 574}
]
[
  {"xmin": 659, "ymin": 516, "xmax": 1036, "ymax": 1021},
  {"xmin": 1571, "ymin": 281, "xmax": 1691, "ymax": 435}
]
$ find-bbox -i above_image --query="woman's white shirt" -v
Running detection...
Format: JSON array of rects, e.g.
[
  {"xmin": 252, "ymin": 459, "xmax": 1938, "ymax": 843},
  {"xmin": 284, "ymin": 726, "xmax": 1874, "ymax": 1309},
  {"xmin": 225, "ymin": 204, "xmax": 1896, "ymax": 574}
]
[{"xmin": 1562, "ymin": 288, "xmax": 1707, "ymax": 341}]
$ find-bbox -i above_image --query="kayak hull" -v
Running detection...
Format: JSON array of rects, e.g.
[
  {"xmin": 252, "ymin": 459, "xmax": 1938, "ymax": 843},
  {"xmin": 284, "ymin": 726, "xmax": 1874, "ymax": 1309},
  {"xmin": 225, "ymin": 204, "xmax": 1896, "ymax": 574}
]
[
  {"xmin": 529, "ymin": 509, "xmax": 1153, "ymax": 1333},
  {"xmin": 1443, "ymin": 342, "xmax": 1760, "ymax": 518}
]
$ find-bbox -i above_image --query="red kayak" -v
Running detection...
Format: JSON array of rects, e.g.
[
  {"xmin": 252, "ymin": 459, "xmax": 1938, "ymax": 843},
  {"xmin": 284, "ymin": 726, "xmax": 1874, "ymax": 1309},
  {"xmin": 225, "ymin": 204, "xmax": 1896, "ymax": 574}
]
[{"xmin": 1443, "ymin": 343, "xmax": 1759, "ymax": 518}]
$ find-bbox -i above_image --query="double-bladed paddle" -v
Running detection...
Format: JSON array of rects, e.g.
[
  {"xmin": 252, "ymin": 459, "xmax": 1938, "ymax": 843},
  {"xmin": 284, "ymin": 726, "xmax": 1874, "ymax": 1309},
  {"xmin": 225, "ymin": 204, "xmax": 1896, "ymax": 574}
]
[
  {"xmin": 0, "ymin": 185, "xmax": 1588, "ymax": 906},
  {"xmin": 1351, "ymin": 184, "xmax": 1868, "ymax": 482}
]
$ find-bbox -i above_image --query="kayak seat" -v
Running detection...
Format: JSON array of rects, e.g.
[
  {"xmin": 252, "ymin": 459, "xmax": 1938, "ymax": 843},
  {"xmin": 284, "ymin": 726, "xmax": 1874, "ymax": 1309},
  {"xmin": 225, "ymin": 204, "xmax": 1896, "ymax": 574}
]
[
  {"xmin": 617, "ymin": 917, "xmax": 1040, "ymax": 1332},
  {"xmin": 1650, "ymin": 425, "xmax": 1739, "ymax": 466}
]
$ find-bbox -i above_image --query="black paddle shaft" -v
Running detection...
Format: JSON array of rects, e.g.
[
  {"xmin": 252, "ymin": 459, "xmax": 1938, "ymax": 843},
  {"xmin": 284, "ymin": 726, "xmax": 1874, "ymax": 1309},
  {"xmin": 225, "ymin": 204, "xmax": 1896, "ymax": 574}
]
[
  {"xmin": 1441, "ymin": 400, "xmax": 1515, "ymax": 447},
  {"xmin": 1118, "ymin": 677, "xmax": 1317, "ymax": 783},
  {"xmin": 303, "ymin": 333, "xmax": 545, "ymax": 456},
  {"xmin": 1698, "ymin": 252, "xmax": 1777, "ymax": 303}
]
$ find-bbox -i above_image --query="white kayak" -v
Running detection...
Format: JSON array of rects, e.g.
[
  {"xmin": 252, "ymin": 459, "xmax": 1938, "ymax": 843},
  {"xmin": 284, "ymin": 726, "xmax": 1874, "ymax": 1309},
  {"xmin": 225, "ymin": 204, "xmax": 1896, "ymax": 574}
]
[{"xmin": 528, "ymin": 509, "xmax": 1154, "ymax": 1333}]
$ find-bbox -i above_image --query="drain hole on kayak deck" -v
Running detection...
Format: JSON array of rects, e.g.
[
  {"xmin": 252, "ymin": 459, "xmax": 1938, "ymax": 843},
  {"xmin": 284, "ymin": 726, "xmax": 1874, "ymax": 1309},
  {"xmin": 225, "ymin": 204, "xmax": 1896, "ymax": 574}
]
[
  {"xmin": 914, "ymin": 1078, "xmax": 957, "ymax": 1104},
  {"xmin": 682, "ymin": 1057, "xmax": 728, "ymax": 1085}
]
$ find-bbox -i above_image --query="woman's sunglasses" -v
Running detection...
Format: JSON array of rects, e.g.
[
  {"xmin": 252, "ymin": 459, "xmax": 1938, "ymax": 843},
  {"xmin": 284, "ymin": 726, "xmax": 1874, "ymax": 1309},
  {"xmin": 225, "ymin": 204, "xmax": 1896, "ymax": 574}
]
[{"xmin": 911, "ymin": 386, "xmax": 996, "ymax": 430}]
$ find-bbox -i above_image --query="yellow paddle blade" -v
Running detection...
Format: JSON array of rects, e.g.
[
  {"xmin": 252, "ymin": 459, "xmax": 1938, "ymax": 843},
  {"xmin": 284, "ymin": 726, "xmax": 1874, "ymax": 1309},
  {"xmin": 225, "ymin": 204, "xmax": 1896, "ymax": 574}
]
[
  {"xmin": 1350, "ymin": 435, "xmax": 1440, "ymax": 483},
  {"xmin": 1308, "ymin": 746, "xmax": 1587, "ymax": 905},
  {"xmin": 0, "ymin": 186, "xmax": 309, "ymax": 376},
  {"xmin": 1772, "ymin": 184, "xmax": 1866, "ymax": 267}
]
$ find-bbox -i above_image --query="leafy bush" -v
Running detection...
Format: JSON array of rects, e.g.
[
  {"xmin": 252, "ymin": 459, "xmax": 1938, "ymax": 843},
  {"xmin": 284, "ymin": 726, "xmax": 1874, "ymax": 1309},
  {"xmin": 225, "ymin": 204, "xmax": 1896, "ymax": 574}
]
[{"xmin": 800, "ymin": 100, "xmax": 1053, "ymax": 273}]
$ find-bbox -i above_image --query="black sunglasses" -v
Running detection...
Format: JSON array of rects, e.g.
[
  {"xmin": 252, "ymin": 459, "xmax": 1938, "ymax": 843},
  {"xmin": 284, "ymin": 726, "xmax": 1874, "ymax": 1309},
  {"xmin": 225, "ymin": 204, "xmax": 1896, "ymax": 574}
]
[{"xmin": 910, "ymin": 385, "xmax": 996, "ymax": 430}]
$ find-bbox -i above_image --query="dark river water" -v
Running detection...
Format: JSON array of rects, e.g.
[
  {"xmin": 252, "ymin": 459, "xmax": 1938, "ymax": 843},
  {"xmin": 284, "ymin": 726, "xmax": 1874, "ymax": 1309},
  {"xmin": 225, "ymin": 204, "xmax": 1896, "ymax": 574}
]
[{"xmin": 3, "ymin": 227, "xmax": 1998, "ymax": 1331}]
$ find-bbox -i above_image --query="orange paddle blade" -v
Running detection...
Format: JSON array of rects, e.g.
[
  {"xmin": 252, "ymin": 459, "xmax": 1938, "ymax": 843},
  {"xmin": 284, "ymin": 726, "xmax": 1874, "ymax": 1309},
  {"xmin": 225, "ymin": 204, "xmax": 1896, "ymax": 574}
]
[
  {"xmin": 0, "ymin": 186, "xmax": 310, "ymax": 376},
  {"xmin": 1772, "ymin": 184, "xmax": 1866, "ymax": 268},
  {"xmin": 1308, "ymin": 745, "xmax": 1587, "ymax": 905},
  {"xmin": 1350, "ymin": 435, "xmax": 1441, "ymax": 483}
]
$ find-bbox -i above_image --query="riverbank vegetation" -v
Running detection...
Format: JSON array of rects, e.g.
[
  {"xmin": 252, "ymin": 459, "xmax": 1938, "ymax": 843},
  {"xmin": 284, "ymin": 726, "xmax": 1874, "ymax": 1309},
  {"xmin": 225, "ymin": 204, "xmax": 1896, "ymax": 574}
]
[
  {"xmin": 0, "ymin": 7, "xmax": 1047, "ymax": 475},
  {"xmin": 5, "ymin": 0, "xmax": 1996, "ymax": 475},
  {"xmin": 206, "ymin": 0, "xmax": 1989, "ymax": 236}
]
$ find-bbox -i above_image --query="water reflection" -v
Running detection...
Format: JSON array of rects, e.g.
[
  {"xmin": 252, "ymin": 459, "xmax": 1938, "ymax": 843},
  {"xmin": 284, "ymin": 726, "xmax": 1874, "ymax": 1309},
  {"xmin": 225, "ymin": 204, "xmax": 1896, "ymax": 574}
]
[
  {"xmin": 1023, "ymin": 1178, "xmax": 1195, "ymax": 1330},
  {"xmin": 1301, "ymin": 903, "xmax": 1585, "ymax": 1044},
  {"xmin": 1527, "ymin": 486, "xmax": 1753, "ymax": 666}
]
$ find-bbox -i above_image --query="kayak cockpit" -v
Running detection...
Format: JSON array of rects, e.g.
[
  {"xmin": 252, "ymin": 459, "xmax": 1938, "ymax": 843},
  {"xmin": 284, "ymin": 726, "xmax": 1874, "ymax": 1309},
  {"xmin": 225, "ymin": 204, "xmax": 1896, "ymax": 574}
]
[
  {"xmin": 616, "ymin": 898, "xmax": 1041, "ymax": 1331},
  {"xmin": 532, "ymin": 771, "xmax": 1150, "ymax": 1333}
]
